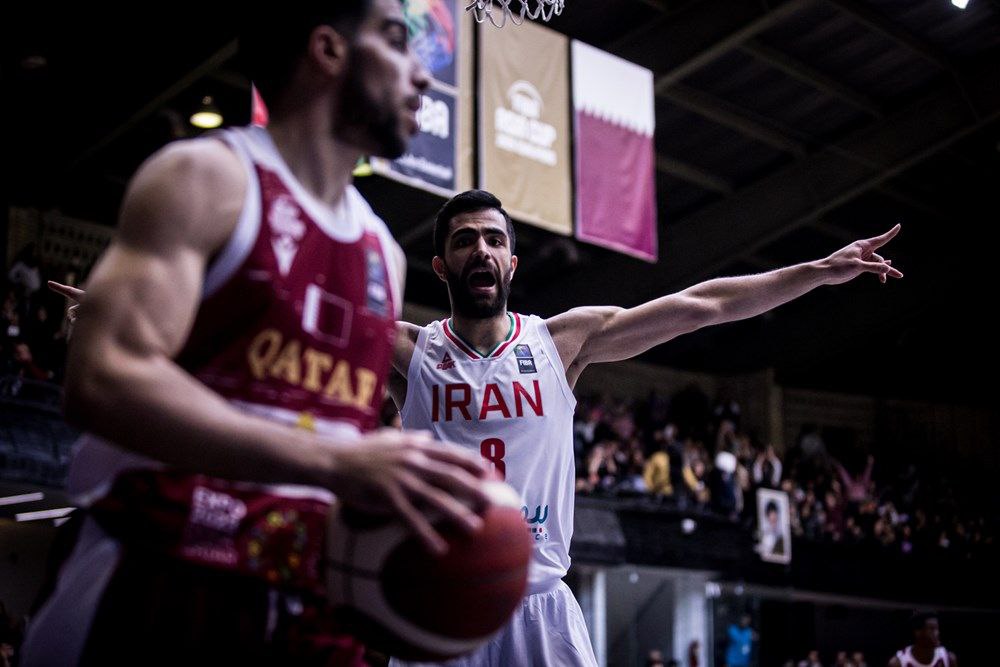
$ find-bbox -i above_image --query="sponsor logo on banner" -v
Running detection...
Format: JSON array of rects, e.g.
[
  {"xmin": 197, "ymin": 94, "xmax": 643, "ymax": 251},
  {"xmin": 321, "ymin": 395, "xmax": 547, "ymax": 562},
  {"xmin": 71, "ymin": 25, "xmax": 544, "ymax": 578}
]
[
  {"xmin": 417, "ymin": 93, "xmax": 450, "ymax": 139},
  {"xmin": 494, "ymin": 80, "xmax": 558, "ymax": 166},
  {"xmin": 407, "ymin": 0, "xmax": 458, "ymax": 86},
  {"xmin": 388, "ymin": 87, "xmax": 457, "ymax": 190}
]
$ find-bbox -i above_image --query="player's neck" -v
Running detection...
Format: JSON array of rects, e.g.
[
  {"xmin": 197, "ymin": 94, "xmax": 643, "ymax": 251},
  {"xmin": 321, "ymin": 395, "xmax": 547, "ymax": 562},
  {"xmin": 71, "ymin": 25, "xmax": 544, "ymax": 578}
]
[
  {"xmin": 266, "ymin": 113, "xmax": 359, "ymax": 209},
  {"xmin": 912, "ymin": 644, "xmax": 936, "ymax": 662},
  {"xmin": 449, "ymin": 310, "xmax": 512, "ymax": 356}
]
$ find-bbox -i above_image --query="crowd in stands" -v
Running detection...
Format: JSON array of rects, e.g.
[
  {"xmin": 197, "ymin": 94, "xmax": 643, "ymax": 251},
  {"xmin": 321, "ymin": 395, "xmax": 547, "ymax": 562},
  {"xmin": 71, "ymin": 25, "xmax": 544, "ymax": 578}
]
[
  {"xmin": 1, "ymin": 244, "xmax": 75, "ymax": 394},
  {"xmin": 3, "ymin": 243, "xmax": 995, "ymax": 563},
  {"xmin": 788, "ymin": 649, "xmax": 868, "ymax": 667},
  {"xmin": 573, "ymin": 388, "xmax": 996, "ymax": 561}
]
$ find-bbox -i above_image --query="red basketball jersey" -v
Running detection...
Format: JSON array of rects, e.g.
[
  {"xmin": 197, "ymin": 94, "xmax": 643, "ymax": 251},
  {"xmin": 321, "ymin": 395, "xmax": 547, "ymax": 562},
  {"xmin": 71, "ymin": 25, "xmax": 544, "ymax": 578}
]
[
  {"xmin": 67, "ymin": 126, "xmax": 403, "ymax": 499},
  {"xmin": 179, "ymin": 125, "xmax": 401, "ymax": 436}
]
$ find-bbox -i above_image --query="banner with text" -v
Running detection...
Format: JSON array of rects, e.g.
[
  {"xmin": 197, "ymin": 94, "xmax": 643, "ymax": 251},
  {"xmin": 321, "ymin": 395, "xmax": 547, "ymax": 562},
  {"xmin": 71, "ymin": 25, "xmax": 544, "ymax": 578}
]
[
  {"xmin": 479, "ymin": 20, "xmax": 571, "ymax": 235},
  {"xmin": 372, "ymin": 0, "xmax": 461, "ymax": 195}
]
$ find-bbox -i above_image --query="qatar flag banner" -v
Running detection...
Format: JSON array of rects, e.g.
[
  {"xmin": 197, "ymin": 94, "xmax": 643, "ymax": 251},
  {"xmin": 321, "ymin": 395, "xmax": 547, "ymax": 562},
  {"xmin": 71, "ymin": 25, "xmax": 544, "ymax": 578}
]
[{"xmin": 572, "ymin": 40, "xmax": 657, "ymax": 262}]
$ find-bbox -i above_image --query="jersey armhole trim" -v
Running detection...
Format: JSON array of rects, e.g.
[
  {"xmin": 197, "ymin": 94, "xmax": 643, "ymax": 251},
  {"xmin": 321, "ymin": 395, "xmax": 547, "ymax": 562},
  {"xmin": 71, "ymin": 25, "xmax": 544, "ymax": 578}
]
[
  {"xmin": 399, "ymin": 325, "xmax": 430, "ymax": 422},
  {"xmin": 203, "ymin": 132, "xmax": 261, "ymax": 298},
  {"xmin": 368, "ymin": 217, "xmax": 404, "ymax": 319},
  {"xmin": 536, "ymin": 316, "xmax": 577, "ymax": 410}
]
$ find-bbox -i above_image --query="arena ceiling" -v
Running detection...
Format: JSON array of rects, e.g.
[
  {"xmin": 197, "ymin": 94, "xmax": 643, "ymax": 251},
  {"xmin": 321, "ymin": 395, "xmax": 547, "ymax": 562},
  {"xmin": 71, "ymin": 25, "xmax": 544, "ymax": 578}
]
[{"xmin": 4, "ymin": 0, "xmax": 1000, "ymax": 403}]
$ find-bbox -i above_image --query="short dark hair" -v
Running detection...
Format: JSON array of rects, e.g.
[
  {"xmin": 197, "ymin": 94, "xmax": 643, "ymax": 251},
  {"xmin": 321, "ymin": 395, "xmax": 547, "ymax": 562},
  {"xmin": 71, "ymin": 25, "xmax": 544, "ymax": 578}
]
[
  {"xmin": 765, "ymin": 501, "xmax": 779, "ymax": 515},
  {"xmin": 238, "ymin": 2, "xmax": 373, "ymax": 106},
  {"xmin": 433, "ymin": 189, "xmax": 516, "ymax": 258},
  {"xmin": 911, "ymin": 611, "xmax": 938, "ymax": 630}
]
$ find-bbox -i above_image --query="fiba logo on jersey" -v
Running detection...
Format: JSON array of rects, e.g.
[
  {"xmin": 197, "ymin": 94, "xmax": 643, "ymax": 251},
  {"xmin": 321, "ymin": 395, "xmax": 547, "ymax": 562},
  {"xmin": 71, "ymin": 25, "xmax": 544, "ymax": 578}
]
[
  {"xmin": 523, "ymin": 504, "xmax": 550, "ymax": 542},
  {"xmin": 267, "ymin": 195, "xmax": 306, "ymax": 276},
  {"xmin": 365, "ymin": 247, "xmax": 390, "ymax": 318},
  {"xmin": 514, "ymin": 344, "xmax": 536, "ymax": 374}
]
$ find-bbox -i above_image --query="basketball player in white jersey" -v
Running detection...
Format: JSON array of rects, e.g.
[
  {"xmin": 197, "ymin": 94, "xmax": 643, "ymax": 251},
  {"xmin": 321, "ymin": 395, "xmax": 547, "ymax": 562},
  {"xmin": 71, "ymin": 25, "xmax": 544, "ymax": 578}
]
[
  {"xmin": 889, "ymin": 612, "xmax": 958, "ymax": 667},
  {"xmin": 389, "ymin": 189, "xmax": 902, "ymax": 666}
]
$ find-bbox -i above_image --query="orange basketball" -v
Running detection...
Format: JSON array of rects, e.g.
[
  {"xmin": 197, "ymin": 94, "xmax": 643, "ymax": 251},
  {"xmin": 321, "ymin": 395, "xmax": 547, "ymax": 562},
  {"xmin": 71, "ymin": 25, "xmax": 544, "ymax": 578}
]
[{"xmin": 325, "ymin": 480, "xmax": 532, "ymax": 660}]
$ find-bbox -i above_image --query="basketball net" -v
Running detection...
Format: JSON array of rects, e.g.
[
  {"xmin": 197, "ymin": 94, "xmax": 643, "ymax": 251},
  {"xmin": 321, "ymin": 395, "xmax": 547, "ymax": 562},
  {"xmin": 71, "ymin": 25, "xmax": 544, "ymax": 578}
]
[{"xmin": 465, "ymin": 0, "xmax": 565, "ymax": 27}]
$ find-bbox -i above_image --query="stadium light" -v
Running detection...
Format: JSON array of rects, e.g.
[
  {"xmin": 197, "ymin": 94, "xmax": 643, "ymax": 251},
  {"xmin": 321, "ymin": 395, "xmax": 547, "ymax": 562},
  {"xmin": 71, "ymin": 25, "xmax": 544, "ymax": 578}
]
[{"xmin": 190, "ymin": 96, "xmax": 223, "ymax": 129}]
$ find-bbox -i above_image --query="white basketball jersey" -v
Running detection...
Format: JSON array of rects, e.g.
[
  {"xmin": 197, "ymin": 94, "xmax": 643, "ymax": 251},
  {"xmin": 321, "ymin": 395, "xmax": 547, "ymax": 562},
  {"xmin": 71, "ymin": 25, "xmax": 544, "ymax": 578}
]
[
  {"xmin": 895, "ymin": 646, "xmax": 951, "ymax": 667},
  {"xmin": 401, "ymin": 313, "xmax": 577, "ymax": 593}
]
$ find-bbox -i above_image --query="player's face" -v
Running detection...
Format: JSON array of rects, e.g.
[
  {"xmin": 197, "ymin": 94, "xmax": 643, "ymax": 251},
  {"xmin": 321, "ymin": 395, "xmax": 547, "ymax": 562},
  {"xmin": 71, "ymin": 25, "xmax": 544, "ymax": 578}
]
[
  {"xmin": 917, "ymin": 618, "xmax": 941, "ymax": 647},
  {"xmin": 336, "ymin": 0, "xmax": 430, "ymax": 158},
  {"xmin": 437, "ymin": 209, "xmax": 518, "ymax": 318}
]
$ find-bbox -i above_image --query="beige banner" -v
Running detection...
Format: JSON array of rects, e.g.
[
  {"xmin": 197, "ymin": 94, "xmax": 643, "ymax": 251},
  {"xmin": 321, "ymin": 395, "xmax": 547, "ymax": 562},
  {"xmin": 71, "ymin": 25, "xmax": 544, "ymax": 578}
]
[{"xmin": 479, "ymin": 20, "xmax": 571, "ymax": 235}]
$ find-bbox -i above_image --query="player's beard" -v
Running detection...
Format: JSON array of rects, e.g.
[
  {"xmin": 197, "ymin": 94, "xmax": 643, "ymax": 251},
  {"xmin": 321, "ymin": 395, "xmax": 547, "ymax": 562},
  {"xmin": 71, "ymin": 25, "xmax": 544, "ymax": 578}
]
[
  {"xmin": 446, "ymin": 262, "xmax": 513, "ymax": 319},
  {"xmin": 336, "ymin": 56, "xmax": 407, "ymax": 159}
]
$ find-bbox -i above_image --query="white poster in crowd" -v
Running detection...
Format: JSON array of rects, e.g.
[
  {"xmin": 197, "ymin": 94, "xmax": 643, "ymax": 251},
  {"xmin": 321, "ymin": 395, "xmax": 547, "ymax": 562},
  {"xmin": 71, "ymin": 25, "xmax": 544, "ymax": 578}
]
[{"xmin": 756, "ymin": 488, "xmax": 791, "ymax": 564}]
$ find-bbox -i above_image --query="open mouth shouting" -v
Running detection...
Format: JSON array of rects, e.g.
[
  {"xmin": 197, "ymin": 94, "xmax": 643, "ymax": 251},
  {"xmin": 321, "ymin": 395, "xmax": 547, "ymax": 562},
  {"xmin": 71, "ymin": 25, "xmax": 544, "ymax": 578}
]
[{"xmin": 466, "ymin": 266, "xmax": 498, "ymax": 296}]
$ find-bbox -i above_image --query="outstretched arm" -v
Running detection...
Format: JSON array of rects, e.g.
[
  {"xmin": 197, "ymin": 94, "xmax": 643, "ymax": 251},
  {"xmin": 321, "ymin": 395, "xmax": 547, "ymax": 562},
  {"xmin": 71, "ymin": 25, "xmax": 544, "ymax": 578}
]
[
  {"xmin": 548, "ymin": 225, "xmax": 902, "ymax": 386},
  {"xmin": 48, "ymin": 280, "xmax": 84, "ymax": 323}
]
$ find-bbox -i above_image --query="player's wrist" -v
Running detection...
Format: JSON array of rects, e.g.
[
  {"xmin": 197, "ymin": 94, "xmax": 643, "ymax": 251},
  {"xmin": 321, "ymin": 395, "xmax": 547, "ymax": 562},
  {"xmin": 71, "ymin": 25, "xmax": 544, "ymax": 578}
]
[
  {"xmin": 264, "ymin": 426, "xmax": 347, "ymax": 489},
  {"xmin": 807, "ymin": 258, "xmax": 834, "ymax": 286},
  {"xmin": 298, "ymin": 439, "xmax": 347, "ymax": 490}
]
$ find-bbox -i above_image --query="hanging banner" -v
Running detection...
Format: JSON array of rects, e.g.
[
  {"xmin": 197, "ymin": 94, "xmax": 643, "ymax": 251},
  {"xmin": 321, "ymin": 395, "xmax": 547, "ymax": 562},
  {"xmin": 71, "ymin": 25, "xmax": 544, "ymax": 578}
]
[
  {"xmin": 372, "ymin": 0, "xmax": 463, "ymax": 195},
  {"xmin": 572, "ymin": 40, "xmax": 657, "ymax": 262},
  {"xmin": 479, "ymin": 19, "xmax": 572, "ymax": 235}
]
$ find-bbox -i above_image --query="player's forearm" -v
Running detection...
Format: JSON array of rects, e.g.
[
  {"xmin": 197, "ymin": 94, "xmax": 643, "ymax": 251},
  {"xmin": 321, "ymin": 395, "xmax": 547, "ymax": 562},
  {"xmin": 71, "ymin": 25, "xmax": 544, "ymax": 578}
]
[
  {"xmin": 683, "ymin": 260, "xmax": 826, "ymax": 326},
  {"xmin": 64, "ymin": 344, "xmax": 332, "ymax": 488}
]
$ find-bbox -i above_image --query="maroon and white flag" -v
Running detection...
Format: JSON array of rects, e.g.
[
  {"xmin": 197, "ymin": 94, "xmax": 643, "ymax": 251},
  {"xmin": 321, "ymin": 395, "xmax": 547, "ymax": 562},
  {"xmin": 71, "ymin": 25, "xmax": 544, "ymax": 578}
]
[{"xmin": 572, "ymin": 41, "xmax": 657, "ymax": 262}]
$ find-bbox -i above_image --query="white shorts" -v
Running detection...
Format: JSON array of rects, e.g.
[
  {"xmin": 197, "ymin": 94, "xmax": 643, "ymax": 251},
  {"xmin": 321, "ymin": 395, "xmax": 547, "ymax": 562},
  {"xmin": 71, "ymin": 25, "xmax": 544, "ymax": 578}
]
[
  {"xmin": 392, "ymin": 580, "xmax": 598, "ymax": 667},
  {"xmin": 21, "ymin": 517, "xmax": 122, "ymax": 666}
]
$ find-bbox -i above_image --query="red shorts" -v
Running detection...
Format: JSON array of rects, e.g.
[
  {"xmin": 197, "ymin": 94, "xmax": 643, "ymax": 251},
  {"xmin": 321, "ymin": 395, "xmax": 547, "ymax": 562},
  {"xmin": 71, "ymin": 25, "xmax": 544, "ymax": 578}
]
[{"xmin": 79, "ymin": 469, "xmax": 365, "ymax": 666}]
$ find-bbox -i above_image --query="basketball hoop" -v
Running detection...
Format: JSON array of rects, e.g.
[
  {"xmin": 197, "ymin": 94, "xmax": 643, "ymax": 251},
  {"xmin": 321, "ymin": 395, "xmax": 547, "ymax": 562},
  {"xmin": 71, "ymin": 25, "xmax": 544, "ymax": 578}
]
[{"xmin": 466, "ymin": 0, "xmax": 565, "ymax": 27}]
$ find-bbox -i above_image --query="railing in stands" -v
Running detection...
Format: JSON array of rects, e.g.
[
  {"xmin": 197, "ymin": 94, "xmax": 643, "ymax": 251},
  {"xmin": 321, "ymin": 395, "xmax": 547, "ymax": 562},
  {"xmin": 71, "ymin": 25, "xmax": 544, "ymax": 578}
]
[{"xmin": 0, "ymin": 375, "xmax": 77, "ymax": 487}]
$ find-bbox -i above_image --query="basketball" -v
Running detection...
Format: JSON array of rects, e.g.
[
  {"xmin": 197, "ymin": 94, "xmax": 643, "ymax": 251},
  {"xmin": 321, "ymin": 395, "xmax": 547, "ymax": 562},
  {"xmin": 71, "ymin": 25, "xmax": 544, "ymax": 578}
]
[{"xmin": 325, "ymin": 479, "xmax": 532, "ymax": 661}]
